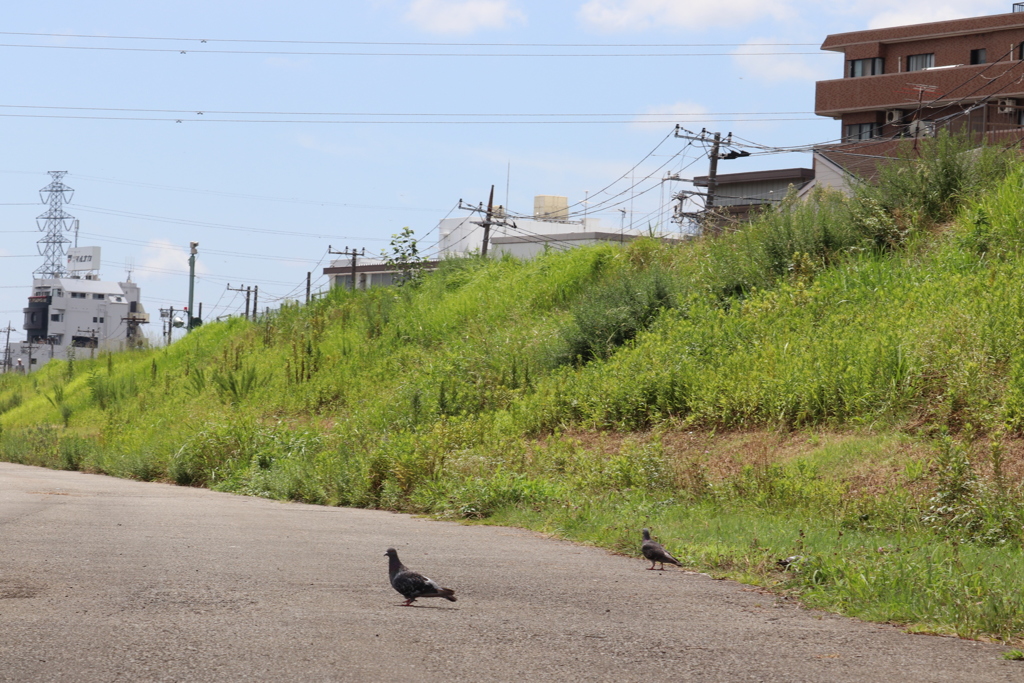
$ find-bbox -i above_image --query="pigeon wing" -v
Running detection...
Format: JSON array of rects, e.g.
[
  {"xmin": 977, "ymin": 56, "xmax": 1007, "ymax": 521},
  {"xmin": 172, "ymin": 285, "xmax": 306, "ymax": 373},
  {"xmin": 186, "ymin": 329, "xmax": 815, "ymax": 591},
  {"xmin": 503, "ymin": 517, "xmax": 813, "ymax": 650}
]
[
  {"xmin": 643, "ymin": 539, "xmax": 681, "ymax": 566},
  {"xmin": 392, "ymin": 569, "xmax": 436, "ymax": 599}
]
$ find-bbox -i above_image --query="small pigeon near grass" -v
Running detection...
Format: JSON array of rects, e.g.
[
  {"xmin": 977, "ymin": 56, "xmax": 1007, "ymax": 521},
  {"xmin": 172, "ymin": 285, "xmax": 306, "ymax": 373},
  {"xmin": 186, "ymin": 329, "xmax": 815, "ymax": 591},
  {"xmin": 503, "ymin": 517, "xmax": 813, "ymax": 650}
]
[
  {"xmin": 385, "ymin": 548, "xmax": 457, "ymax": 606},
  {"xmin": 641, "ymin": 528, "xmax": 682, "ymax": 570}
]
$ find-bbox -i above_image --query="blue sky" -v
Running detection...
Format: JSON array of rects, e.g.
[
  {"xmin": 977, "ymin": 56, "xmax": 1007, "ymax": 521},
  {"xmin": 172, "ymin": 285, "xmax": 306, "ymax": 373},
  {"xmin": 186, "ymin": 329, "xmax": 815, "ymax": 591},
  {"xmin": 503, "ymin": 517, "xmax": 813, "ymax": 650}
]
[{"xmin": 0, "ymin": 0, "xmax": 1012, "ymax": 342}]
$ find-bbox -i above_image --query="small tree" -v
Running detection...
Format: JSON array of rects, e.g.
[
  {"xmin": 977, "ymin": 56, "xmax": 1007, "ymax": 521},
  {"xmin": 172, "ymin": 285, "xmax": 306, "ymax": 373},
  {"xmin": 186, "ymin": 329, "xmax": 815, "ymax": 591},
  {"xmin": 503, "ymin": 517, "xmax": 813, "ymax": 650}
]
[{"xmin": 384, "ymin": 227, "xmax": 426, "ymax": 286}]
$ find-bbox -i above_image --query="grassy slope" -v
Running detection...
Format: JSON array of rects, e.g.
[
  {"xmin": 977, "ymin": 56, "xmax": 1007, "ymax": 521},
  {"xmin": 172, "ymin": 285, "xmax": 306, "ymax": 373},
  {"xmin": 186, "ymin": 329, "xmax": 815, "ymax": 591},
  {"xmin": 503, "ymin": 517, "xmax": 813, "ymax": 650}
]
[{"xmin": 4, "ymin": 136, "xmax": 1024, "ymax": 642}]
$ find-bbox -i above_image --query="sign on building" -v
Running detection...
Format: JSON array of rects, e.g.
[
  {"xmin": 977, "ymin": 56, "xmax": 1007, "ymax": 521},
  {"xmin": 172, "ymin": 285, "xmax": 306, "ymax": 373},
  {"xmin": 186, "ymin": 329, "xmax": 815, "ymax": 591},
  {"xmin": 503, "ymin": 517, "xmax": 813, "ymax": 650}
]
[{"xmin": 66, "ymin": 246, "xmax": 101, "ymax": 273}]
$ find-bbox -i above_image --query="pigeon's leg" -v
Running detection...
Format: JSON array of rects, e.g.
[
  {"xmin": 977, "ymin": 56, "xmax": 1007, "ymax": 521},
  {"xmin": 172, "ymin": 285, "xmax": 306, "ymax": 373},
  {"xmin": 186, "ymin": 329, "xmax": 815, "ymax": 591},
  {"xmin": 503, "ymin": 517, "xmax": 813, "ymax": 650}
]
[
  {"xmin": 658, "ymin": 562, "xmax": 666, "ymax": 570},
  {"xmin": 402, "ymin": 598, "xmax": 416, "ymax": 606},
  {"xmin": 648, "ymin": 560, "xmax": 656, "ymax": 570}
]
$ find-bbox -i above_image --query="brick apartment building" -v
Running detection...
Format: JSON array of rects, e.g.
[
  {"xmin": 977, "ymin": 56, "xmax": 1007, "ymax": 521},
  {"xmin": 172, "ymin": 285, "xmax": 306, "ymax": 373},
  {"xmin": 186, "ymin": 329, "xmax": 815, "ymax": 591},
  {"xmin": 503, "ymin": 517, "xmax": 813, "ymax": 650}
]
[
  {"xmin": 816, "ymin": 7, "xmax": 1024, "ymax": 142},
  {"xmin": 704, "ymin": 9, "xmax": 1024, "ymax": 227}
]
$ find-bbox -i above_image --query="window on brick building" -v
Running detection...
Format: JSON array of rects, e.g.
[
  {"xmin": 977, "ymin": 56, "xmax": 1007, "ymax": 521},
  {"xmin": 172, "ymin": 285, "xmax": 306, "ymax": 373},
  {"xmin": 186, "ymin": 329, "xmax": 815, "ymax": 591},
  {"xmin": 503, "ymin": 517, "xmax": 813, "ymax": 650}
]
[
  {"xmin": 907, "ymin": 53, "xmax": 935, "ymax": 71},
  {"xmin": 844, "ymin": 123, "xmax": 878, "ymax": 141},
  {"xmin": 970, "ymin": 49, "xmax": 987, "ymax": 65},
  {"xmin": 847, "ymin": 57, "xmax": 884, "ymax": 77}
]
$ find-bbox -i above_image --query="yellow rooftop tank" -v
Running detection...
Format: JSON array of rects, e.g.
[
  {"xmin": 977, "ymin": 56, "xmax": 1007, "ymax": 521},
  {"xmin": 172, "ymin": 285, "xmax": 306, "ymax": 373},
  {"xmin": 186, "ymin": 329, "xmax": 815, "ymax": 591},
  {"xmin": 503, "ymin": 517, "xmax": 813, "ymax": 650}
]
[{"xmin": 533, "ymin": 195, "xmax": 569, "ymax": 221}]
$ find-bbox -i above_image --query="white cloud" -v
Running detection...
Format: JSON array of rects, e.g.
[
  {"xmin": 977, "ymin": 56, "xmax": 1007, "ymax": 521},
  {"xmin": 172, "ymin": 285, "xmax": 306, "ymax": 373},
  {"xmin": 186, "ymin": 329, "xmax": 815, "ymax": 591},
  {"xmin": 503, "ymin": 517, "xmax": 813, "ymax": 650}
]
[
  {"xmin": 835, "ymin": 0, "xmax": 1011, "ymax": 29},
  {"xmin": 404, "ymin": 0, "xmax": 526, "ymax": 34},
  {"xmin": 138, "ymin": 239, "xmax": 208, "ymax": 280},
  {"xmin": 577, "ymin": 0, "xmax": 794, "ymax": 32},
  {"xmin": 733, "ymin": 38, "xmax": 831, "ymax": 83},
  {"xmin": 631, "ymin": 101, "xmax": 709, "ymax": 130}
]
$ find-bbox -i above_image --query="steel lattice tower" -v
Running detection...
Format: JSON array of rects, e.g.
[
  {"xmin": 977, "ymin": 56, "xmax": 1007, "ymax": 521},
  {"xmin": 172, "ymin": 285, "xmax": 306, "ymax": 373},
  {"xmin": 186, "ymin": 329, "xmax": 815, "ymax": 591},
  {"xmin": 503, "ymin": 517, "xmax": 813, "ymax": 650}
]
[{"xmin": 34, "ymin": 171, "xmax": 76, "ymax": 279}]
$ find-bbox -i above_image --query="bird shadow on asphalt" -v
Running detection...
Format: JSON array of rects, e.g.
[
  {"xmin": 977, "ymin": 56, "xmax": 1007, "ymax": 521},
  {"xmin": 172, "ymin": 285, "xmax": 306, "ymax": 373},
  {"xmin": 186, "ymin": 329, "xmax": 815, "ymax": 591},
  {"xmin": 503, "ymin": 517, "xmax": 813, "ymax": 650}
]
[{"xmin": 393, "ymin": 604, "xmax": 461, "ymax": 610}]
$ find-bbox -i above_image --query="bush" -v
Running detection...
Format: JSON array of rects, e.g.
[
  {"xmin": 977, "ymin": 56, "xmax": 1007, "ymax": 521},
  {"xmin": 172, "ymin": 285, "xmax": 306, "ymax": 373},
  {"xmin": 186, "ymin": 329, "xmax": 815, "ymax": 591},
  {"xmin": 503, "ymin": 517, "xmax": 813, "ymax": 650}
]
[{"xmin": 558, "ymin": 266, "xmax": 674, "ymax": 364}]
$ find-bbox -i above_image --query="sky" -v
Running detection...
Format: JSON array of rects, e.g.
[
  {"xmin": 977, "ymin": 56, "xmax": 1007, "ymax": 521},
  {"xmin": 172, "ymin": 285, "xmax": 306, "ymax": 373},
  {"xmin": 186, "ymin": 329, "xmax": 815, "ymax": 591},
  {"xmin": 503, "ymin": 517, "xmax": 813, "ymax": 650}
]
[{"xmin": 0, "ymin": 0, "xmax": 1014, "ymax": 344}]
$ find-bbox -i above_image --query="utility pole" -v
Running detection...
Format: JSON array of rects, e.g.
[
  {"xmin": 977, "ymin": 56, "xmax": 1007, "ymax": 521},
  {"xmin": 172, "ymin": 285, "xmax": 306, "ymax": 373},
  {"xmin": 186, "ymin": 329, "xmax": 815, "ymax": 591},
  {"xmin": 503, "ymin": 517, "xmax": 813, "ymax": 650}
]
[
  {"xmin": 122, "ymin": 306, "xmax": 150, "ymax": 348},
  {"xmin": 227, "ymin": 284, "xmax": 250, "ymax": 320},
  {"xmin": 26, "ymin": 341, "xmax": 39, "ymax": 372},
  {"xmin": 306, "ymin": 272, "xmax": 311, "ymax": 304},
  {"xmin": 159, "ymin": 307, "xmax": 175, "ymax": 345},
  {"xmin": 481, "ymin": 184, "xmax": 495, "ymax": 257},
  {"xmin": 252, "ymin": 286, "xmax": 258, "ymax": 320},
  {"xmin": 705, "ymin": 132, "xmax": 722, "ymax": 214},
  {"xmin": 673, "ymin": 126, "xmax": 749, "ymax": 235},
  {"xmin": 458, "ymin": 186, "xmax": 508, "ymax": 258},
  {"xmin": 187, "ymin": 241, "xmax": 198, "ymax": 331},
  {"xmin": 76, "ymin": 327, "xmax": 100, "ymax": 359},
  {"xmin": 329, "ymin": 246, "xmax": 365, "ymax": 291},
  {"xmin": 1, "ymin": 322, "xmax": 14, "ymax": 373}
]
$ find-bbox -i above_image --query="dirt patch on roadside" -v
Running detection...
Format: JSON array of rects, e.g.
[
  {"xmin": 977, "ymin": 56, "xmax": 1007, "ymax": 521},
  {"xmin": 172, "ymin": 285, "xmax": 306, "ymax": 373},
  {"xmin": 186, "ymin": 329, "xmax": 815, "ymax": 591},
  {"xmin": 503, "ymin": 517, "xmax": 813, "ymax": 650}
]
[{"xmin": 555, "ymin": 427, "xmax": 1024, "ymax": 499}]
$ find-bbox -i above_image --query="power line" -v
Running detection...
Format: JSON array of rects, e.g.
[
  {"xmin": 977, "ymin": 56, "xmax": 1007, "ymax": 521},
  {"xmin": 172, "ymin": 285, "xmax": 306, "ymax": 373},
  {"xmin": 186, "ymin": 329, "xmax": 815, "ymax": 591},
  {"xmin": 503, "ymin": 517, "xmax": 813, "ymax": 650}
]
[
  {"xmin": 0, "ymin": 104, "xmax": 816, "ymax": 118},
  {"xmin": 0, "ymin": 170, "xmax": 445, "ymax": 212},
  {"xmin": 0, "ymin": 112, "xmax": 824, "ymax": 125},
  {"xmin": 0, "ymin": 31, "xmax": 819, "ymax": 47},
  {"xmin": 72, "ymin": 204, "xmax": 390, "ymax": 241},
  {"xmin": 0, "ymin": 42, "xmax": 834, "ymax": 58},
  {"xmin": 75, "ymin": 231, "xmax": 329, "ymax": 264}
]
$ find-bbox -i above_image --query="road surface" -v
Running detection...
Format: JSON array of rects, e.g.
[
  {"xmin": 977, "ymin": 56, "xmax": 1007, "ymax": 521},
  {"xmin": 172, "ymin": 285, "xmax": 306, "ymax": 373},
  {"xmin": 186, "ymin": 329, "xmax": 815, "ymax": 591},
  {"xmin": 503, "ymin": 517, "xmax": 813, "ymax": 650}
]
[{"xmin": 0, "ymin": 462, "xmax": 1018, "ymax": 682}]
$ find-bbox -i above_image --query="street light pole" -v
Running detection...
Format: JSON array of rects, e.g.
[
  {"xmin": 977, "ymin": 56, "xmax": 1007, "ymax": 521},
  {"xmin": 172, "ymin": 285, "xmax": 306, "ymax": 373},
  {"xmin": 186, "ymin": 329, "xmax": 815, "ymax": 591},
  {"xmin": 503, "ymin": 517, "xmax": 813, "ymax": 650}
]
[{"xmin": 187, "ymin": 241, "xmax": 198, "ymax": 331}]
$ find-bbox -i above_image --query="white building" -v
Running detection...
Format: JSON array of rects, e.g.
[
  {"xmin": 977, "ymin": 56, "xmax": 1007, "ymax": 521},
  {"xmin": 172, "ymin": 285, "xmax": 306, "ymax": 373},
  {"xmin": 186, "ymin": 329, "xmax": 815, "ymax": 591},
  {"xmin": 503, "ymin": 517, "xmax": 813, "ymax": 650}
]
[
  {"xmin": 6, "ymin": 247, "xmax": 149, "ymax": 372},
  {"xmin": 438, "ymin": 195, "xmax": 684, "ymax": 260},
  {"xmin": 324, "ymin": 195, "xmax": 689, "ymax": 290}
]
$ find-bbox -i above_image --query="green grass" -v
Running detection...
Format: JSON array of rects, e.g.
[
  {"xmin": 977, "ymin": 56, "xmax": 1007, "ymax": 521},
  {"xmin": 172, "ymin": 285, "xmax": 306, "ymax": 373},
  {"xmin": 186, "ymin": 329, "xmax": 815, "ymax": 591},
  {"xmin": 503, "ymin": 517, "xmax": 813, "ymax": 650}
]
[{"xmin": 4, "ymin": 134, "xmax": 1024, "ymax": 641}]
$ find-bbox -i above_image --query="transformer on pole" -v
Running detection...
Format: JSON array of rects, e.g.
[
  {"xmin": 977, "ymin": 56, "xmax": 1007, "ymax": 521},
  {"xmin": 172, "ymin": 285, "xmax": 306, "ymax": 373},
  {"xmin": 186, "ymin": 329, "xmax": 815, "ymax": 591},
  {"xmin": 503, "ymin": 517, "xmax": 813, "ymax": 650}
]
[{"xmin": 34, "ymin": 171, "xmax": 76, "ymax": 279}]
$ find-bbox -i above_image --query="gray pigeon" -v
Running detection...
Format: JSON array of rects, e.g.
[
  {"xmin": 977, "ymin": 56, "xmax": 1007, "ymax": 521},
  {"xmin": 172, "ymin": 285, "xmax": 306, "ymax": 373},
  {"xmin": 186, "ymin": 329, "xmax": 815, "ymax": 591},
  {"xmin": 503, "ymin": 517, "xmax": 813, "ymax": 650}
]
[
  {"xmin": 641, "ymin": 528, "xmax": 682, "ymax": 570},
  {"xmin": 385, "ymin": 548, "xmax": 457, "ymax": 606}
]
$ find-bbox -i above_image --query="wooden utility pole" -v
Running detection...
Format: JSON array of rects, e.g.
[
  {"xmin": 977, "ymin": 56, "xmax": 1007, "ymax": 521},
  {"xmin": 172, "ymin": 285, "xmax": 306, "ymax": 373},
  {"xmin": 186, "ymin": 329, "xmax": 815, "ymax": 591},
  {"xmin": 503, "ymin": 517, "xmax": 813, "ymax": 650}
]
[
  {"xmin": 481, "ymin": 184, "xmax": 495, "ymax": 257},
  {"xmin": 673, "ymin": 126, "xmax": 749, "ymax": 235},
  {"xmin": 252, "ymin": 286, "xmax": 258, "ymax": 319},
  {"xmin": 159, "ymin": 307, "xmax": 176, "ymax": 345},
  {"xmin": 26, "ymin": 341, "xmax": 39, "ymax": 371},
  {"xmin": 306, "ymin": 272, "xmax": 311, "ymax": 304},
  {"xmin": 457, "ymin": 186, "xmax": 502, "ymax": 258},
  {"xmin": 329, "ymin": 246, "xmax": 365, "ymax": 291},
  {"xmin": 705, "ymin": 132, "xmax": 722, "ymax": 214},
  {"xmin": 76, "ymin": 327, "xmax": 100, "ymax": 359},
  {"xmin": 1, "ymin": 322, "xmax": 14, "ymax": 373},
  {"xmin": 227, "ymin": 284, "xmax": 250, "ymax": 320}
]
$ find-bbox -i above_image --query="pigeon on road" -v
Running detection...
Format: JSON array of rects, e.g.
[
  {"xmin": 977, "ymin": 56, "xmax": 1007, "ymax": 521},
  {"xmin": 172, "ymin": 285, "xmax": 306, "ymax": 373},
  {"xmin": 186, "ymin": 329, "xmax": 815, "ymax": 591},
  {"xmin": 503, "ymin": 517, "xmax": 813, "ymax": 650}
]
[
  {"xmin": 641, "ymin": 528, "xmax": 682, "ymax": 570},
  {"xmin": 385, "ymin": 548, "xmax": 457, "ymax": 606}
]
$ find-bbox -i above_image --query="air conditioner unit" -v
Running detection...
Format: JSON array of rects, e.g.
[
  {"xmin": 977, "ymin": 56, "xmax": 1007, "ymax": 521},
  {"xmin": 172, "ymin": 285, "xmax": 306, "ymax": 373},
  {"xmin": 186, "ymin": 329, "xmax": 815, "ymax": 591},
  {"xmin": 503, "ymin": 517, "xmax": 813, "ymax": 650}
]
[
  {"xmin": 885, "ymin": 109, "xmax": 905, "ymax": 124},
  {"xmin": 998, "ymin": 98, "xmax": 1017, "ymax": 114},
  {"xmin": 906, "ymin": 119, "xmax": 936, "ymax": 138}
]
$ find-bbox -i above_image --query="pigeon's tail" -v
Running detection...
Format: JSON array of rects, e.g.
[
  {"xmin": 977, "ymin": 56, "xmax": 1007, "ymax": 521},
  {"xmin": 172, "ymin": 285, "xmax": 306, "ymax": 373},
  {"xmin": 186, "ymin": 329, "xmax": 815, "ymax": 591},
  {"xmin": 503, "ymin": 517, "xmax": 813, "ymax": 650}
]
[{"xmin": 436, "ymin": 588, "xmax": 457, "ymax": 602}]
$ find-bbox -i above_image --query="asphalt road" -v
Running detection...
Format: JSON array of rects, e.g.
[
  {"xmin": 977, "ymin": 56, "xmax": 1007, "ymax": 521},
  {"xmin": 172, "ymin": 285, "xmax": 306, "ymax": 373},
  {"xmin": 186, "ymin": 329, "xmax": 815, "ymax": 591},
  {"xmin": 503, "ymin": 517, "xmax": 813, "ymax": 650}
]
[{"xmin": 0, "ymin": 462, "xmax": 1019, "ymax": 682}]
